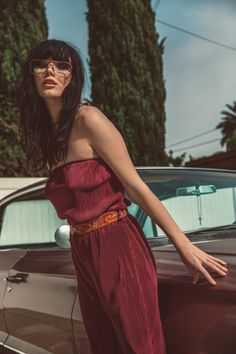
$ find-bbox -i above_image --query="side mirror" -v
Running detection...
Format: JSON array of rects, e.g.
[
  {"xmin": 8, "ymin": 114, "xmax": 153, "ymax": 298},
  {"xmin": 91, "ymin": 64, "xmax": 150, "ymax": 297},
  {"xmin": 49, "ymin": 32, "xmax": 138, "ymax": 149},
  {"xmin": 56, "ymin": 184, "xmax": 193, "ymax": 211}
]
[{"xmin": 54, "ymin": 225, "xmax": 71, "ymax": 249}]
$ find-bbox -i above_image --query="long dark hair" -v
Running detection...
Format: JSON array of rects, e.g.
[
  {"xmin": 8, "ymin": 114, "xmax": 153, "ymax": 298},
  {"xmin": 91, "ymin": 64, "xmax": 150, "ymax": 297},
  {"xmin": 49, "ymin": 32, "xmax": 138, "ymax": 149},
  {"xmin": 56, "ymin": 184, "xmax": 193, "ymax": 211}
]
[{"xmin": 19, "ymin": 39, "xmax": 86, "ymax": 173}]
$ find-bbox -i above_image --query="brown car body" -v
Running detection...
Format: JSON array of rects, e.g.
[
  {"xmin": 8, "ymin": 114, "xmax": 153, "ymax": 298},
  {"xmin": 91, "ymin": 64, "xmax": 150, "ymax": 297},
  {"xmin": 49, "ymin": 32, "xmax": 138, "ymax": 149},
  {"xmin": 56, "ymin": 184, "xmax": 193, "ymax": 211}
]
[{"xmin": 0, "ymin": 167, "xmax": 235, "ymax": 354}]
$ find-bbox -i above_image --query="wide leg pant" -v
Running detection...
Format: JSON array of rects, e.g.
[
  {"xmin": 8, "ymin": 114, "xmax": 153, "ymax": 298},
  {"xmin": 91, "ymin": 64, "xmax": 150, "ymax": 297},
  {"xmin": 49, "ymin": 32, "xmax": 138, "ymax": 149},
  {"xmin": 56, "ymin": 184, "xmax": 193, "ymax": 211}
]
[{"xmin": 69, "ymin": 213, "xmax": 167, "ymax": 354}]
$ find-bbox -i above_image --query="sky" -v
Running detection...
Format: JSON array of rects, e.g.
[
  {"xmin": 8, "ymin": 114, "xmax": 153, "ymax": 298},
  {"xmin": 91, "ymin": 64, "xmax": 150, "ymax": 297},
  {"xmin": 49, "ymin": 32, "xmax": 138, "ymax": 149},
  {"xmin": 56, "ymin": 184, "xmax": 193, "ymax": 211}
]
[{"xmin": 45, "ymin": 0, "xmax": 236, "ymax": 161}]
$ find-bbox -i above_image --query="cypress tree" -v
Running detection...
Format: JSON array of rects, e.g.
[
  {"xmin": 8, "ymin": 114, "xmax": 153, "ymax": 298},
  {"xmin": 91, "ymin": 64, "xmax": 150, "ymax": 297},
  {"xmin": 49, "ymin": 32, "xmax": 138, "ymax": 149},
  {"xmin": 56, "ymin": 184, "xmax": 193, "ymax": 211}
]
[
  {"xmin": 86, "ymin": 0, "xmax": 167, "ymax": 165},
  {"xmin": 0, "ymin": 0, "xmax": 48, "ymax": 176}
]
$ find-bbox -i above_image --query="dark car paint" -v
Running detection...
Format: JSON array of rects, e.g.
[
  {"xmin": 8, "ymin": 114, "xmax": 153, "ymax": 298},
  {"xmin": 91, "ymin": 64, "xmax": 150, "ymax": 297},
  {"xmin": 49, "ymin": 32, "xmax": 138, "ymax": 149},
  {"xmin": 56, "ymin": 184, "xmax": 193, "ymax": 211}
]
[
  {"xmin": 0, "ymin": 250, "xmax": 27, "ymax": 345},
  {"xmin": 3, "ymin": 249, "xmax": 78, "ymax": 353},
  {"xmin": 155, "ymin": 237, "xmax": 236, "ymax": 354}
]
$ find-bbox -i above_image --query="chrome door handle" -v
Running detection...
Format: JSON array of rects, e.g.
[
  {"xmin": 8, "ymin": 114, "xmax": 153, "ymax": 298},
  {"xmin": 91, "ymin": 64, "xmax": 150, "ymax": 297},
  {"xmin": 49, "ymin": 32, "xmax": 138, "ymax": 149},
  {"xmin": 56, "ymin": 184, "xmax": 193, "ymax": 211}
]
[{"xmin": 4, "ymin": 273, "xmax": 29, "ymax": 283}]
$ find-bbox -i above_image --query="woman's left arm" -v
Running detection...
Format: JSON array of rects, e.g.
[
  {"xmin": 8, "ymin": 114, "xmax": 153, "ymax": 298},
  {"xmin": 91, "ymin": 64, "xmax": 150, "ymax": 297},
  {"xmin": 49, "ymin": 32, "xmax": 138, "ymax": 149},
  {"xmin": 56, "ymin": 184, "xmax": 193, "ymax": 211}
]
[{"xmin": 78, "ymin": 105, "xmax": 228, "ymax": 286}]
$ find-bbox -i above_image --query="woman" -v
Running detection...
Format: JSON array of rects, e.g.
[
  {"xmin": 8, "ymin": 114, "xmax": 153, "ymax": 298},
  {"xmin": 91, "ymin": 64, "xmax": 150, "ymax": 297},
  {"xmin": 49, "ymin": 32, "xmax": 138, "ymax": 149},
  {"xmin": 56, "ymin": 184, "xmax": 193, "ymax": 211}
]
[{"xmin": 19, "ymin": 39, "xmax": 228, "ymax": 354}]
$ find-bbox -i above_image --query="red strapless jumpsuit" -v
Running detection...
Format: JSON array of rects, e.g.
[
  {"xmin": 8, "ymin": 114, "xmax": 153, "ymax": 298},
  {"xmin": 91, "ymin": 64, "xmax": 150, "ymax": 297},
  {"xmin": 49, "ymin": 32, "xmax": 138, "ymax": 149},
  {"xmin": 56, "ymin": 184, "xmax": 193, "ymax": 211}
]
[{"xmin": 44, "ymin": 157, "xmax": 167, "ymax": 354}]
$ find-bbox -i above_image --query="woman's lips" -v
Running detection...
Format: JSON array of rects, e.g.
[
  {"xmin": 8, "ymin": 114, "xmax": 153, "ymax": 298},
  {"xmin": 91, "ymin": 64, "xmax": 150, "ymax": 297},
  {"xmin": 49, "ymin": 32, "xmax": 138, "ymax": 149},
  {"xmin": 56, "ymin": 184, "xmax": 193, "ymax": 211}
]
[{"xmin": 43, "ymin": 83, "xmax": 57, "ymax": 87}]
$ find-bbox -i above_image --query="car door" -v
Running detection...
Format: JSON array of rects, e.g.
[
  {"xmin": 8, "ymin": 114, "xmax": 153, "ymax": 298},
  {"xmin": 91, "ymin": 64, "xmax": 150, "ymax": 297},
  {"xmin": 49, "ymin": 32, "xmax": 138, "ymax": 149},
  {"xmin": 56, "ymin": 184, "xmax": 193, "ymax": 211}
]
[
  {"xmin": 0, "ymin": 247, "xmax": 26, "ymax": 349},
  {"xmin": 154, "ymin": 241, "xmax": 236, "ymax": 354},
  {"xmin": 0, "ymin": 197, "xmax": 89, "ymax": 354}
]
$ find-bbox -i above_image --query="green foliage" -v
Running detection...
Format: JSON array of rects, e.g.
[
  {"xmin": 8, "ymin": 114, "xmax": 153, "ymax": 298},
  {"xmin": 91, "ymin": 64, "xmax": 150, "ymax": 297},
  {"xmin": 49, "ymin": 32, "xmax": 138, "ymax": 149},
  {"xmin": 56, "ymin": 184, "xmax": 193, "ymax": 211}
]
[
  {"xmin": 216, "ymin": 101, "xmax": 236, "ymax": 151},
  {"xmin": 86, "ymin": 0, "xmax": 167, "ymax": 165},
  {"xmin": 167, "ymin": 150, "xmax": 189, "ymax": 167},
  {"xmin": 0, "ymin": 0, "xmax": 48, "ymax": 176}
]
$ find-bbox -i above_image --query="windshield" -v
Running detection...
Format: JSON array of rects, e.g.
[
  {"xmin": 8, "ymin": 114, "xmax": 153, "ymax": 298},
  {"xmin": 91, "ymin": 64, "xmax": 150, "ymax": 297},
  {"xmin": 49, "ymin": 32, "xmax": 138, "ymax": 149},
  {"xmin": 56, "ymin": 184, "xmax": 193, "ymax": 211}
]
[{"xmin": 135, "ymin": 168, "xmax": 236, "ymax": 237}]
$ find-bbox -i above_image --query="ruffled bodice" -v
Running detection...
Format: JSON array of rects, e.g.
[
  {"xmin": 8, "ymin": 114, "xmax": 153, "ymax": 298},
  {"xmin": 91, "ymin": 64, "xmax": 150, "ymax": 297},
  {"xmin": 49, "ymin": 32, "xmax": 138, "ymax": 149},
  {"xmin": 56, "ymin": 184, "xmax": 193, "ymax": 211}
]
[{"xmin": 43, "ymin": 157, "xmax": 131, "ymax": 225}]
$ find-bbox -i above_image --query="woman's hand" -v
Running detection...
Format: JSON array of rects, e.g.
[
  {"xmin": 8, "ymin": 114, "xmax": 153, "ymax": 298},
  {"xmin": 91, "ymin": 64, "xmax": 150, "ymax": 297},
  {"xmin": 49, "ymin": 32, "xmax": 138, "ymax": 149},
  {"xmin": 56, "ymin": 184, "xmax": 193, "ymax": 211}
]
[{"xmin": 177, "ymin": 240, "xmax": 228, "ymax": 286}]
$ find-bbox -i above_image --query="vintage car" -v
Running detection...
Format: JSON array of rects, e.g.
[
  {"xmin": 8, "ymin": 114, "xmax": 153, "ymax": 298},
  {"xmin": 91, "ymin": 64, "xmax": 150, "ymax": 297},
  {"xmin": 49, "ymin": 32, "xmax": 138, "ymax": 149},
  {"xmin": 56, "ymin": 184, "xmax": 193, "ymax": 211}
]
[{"xmin": 0, "ymin": 166, "xmax": 235, "ymax": 354}]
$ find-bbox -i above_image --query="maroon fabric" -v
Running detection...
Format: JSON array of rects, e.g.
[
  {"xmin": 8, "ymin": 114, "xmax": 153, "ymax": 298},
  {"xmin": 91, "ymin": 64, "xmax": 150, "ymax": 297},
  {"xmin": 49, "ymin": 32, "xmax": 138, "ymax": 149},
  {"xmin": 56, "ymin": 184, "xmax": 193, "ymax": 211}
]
[
  {"xmin": 44, "ymin": 158, "xmax": 167, "ymax": 354},
  {"xmin": 44, "ymin": 157, "xmax": 131, "ymax": 224}
]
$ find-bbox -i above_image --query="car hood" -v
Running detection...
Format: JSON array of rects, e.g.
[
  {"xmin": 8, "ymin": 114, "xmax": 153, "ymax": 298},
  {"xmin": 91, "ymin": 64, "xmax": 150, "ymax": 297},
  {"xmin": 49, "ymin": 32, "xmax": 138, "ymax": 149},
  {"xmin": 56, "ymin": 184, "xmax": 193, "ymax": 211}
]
[
  {"xmin": 153, "ymin": 237, "xmax": 236, "ymax": 255},
  {"xmin": 152, "ymin": 237, "xmax": 236, "ymax": 288}
]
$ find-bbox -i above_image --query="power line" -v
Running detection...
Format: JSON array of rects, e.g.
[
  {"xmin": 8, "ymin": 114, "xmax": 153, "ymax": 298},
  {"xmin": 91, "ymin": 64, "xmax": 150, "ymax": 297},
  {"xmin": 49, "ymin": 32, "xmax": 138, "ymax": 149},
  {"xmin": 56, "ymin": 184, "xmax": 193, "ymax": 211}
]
[
  {"xmin": 157, "ymin": 19, "xmax": 236, "ymax": 52},
  {"xmin": 169, "ymin": 138, "xmax": 221, "ymax": 153},
  {"xmin": 167, "ymin": 128, "xmax": 216, "ymax": 148}
]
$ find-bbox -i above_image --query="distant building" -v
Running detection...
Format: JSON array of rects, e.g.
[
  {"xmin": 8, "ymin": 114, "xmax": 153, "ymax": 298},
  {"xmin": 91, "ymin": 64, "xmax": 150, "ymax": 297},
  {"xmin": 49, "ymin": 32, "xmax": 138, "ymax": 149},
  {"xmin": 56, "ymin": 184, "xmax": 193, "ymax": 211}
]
[{"xmin": 185, "ymin": 149, "xmax": 236, "ymax": 170}]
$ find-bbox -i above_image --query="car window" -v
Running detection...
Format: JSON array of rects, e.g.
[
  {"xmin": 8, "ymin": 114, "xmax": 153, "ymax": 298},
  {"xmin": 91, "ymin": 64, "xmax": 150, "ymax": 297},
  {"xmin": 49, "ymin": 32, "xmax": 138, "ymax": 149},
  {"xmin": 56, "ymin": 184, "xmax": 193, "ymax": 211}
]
[
  {"xmin": 127, "ymin": 199, "xmax": 162, "ymax": 239},
  {"xmin": 0, "ymin": 199, "xmax": 67, "ymax": 247},
  {"xmin": 159, "ymin": 187, "xmax": 236, "ymax": 232},
  {"xmin": 142, "ymin": 215, "xmax": 158, "ymax": 238},
  {"xmin": 143, "ymin": 170, "xmax": 236, "ymax": 234},
  {"xmin": 127, "ymin": 170, "xmax": 236, "ymax": 238},
  {"xmin": 126, "ymin": 199, "xmax": 139, "ymax": 216}
]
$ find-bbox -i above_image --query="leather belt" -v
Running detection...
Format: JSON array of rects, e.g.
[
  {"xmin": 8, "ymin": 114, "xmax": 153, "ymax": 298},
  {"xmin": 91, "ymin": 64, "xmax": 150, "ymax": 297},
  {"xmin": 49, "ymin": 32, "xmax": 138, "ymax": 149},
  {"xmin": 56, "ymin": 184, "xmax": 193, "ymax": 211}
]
[{"xmin": 70, "ymin": 208, "xmax": 129, "ymax": 236}]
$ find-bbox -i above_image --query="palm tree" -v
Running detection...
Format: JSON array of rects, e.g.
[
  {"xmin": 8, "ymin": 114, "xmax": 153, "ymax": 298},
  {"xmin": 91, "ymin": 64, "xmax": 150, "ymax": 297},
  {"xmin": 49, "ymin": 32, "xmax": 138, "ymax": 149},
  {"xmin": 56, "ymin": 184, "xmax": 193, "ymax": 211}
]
[{"xmin": 216, "ymin": 101, "xmax": 236, "ymax": 150}]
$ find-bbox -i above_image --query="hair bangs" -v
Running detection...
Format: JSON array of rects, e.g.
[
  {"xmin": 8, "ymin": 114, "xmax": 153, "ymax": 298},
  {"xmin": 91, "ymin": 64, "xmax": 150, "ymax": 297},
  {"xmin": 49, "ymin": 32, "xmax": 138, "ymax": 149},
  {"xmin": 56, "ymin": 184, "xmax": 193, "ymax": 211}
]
[{"xmin": 29, "ymin": 39, "xmax": 72, "ymax": 62}]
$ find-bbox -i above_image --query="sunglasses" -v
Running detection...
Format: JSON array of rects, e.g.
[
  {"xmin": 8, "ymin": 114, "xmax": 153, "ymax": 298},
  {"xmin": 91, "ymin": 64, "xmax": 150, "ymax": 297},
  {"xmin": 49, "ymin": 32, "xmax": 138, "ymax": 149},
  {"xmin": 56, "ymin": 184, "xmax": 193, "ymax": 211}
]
[{"xmin": 30, "ymin": 59, "xmax": 73, "ymax": 75}]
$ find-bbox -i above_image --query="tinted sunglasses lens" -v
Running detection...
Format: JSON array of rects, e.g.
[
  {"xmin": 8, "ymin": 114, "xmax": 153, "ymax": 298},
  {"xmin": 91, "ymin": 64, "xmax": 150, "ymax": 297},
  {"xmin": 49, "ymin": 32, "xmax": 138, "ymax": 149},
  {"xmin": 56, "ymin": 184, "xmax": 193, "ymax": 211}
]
[
  {"xmin": 31, "ymin": 60, "xmax": 47, "ymax": 73},
  {"xmin": 55, "ymin": 62, "xmax": 71, "ymax": 71},
  {"xmin": 31, "ymin": 60, "xmax": 71, "ymax": 73}
]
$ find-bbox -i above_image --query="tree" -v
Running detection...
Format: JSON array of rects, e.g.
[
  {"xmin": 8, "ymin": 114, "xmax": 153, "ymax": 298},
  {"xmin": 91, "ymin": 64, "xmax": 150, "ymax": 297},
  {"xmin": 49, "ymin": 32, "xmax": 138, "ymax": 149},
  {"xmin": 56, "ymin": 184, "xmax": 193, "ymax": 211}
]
[
  {"xmin": 0, "ymin": 0, "xmax": 48, "ymax": 176},
  {"xmin": 216, "ymin": 101, "xmax": 236, "ymax": 151},
  {"xmin": 86, "ymin": 0, "xmax": 167, "ymax": 166},
  {"xmin": 167, "ymin": 150, "xmax": 187, "ymax": 167}
]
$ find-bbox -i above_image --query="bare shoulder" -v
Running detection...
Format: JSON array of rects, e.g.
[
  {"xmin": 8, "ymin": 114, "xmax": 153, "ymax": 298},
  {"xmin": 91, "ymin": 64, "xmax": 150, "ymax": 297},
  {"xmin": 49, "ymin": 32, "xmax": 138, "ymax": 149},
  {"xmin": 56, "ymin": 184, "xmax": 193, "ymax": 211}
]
[
  {"xmin": 77, "ymin": 104, "xmax": 112, "ymax": 129},
  {"xmin": 74, "ymin": 104, "xmax": 144, "ymax": 193},
  {"xmin": 79, "ymin": 104, "xmax": 101, "ymax": 115},
  {"xmin": 77, "ymin": 104, "xmax": 123, "ymax": 144}
]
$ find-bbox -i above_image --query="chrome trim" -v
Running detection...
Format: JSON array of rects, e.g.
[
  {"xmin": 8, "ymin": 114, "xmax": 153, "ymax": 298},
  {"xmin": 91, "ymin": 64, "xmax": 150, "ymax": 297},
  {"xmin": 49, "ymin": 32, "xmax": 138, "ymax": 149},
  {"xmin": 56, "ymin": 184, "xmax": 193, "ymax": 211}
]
[
  {"xmin": 135, "ymin": 166, "xmax": 236, "ymax": 172},
  {"xmin": 0, "ymin": 182, "xmax": 46, "ymax": 206},
  {"xmin": 3, "ymin": 343, "xmax": 27, "ymax": 354}
]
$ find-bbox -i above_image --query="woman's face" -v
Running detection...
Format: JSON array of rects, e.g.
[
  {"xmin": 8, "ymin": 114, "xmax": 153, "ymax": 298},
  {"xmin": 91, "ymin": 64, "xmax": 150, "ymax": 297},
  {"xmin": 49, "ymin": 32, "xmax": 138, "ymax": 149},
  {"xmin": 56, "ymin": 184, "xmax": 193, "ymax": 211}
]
[{"xmin": 32, "ymin": 56, "xmax": 72, "ymax": 101}]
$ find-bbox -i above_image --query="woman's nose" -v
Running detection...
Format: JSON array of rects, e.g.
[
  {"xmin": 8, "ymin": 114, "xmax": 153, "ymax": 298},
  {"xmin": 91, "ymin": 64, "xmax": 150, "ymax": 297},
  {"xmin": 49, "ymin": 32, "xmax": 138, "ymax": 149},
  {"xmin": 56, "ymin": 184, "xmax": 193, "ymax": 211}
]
[{"xmin": 46, "ymin": 63, "xmax": 55, "ymax": 75}]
